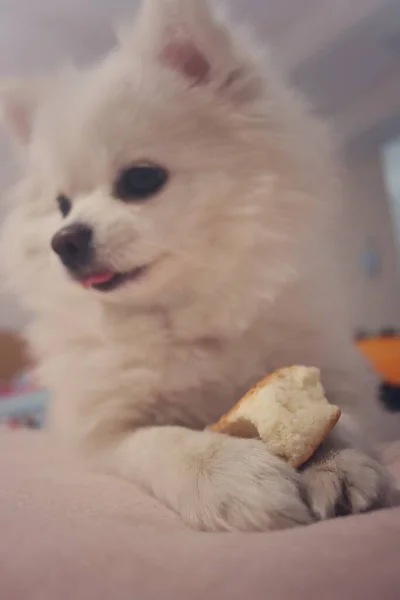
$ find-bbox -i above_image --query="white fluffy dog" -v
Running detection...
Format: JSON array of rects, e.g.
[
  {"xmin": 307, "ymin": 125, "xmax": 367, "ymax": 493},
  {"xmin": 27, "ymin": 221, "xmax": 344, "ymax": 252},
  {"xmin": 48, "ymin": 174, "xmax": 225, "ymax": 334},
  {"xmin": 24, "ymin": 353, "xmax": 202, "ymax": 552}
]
[{"xmin": 0, "ymin": 0, "xmax": 395, "ymax": 531}]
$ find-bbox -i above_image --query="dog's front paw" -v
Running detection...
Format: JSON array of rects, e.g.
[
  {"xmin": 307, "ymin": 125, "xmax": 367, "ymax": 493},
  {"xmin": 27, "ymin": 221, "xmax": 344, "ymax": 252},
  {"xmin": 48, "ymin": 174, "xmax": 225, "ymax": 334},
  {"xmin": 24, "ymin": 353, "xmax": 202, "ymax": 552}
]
[
  {"xmin": 302, "ymin": 448, "xmax": 395, "ymax": 520},
  {"xmin": 179, "ymin": 435, "xmax": 313, "ymax": 532}
]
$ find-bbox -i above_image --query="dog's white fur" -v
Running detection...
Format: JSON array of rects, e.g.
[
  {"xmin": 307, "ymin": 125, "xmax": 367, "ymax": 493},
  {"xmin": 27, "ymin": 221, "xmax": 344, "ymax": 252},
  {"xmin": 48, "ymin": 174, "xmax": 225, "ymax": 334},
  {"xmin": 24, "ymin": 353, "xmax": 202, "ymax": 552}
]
[{"xmin": 0, "ymin": 0, "xmax": 396, "ymax": 531}]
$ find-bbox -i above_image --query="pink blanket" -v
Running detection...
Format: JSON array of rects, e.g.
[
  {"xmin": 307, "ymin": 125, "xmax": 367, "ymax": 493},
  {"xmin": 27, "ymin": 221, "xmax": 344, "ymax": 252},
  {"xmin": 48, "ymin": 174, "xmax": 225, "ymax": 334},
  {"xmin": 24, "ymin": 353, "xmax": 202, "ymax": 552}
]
[{"xmin": 1, "ymin": 431, "xmax": 399, "ymax": 600}]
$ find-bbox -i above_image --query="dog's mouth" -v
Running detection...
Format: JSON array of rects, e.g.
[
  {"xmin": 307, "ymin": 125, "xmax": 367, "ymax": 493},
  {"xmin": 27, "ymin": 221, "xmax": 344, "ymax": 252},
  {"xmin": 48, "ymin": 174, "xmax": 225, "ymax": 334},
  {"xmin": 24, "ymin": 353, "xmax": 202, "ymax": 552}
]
[{"xmin": 77, "ymin": 266, "xmax": 148, "ymax": 292}]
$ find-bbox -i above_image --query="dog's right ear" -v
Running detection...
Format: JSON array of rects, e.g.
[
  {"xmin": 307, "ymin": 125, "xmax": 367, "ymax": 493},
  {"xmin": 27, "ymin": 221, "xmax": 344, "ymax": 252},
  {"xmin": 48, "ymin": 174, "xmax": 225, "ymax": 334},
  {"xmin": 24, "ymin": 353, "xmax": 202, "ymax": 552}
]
[
  {"xmin": 121, "ymin": 0, "xmax": 264, "ymax": 105},
  {"xmin": 0, "ymin": 78, "xmax": 48, "ymax": 147}
]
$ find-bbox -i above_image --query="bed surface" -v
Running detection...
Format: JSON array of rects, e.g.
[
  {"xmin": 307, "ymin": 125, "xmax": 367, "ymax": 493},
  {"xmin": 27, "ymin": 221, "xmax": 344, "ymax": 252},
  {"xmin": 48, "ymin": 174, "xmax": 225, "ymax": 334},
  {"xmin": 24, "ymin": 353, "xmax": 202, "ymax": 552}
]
[{"xmin": 1, "ymin": 431, "xmax": 399, "ymax": 600}]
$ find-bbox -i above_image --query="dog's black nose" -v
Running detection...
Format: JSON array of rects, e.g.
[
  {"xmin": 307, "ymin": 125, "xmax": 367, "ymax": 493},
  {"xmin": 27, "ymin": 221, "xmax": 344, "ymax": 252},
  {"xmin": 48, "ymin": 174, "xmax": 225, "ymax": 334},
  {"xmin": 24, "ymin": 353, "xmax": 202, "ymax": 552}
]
[{"xmin": 51, "ymin": 224, "xmax": 93, "ymax": 270}]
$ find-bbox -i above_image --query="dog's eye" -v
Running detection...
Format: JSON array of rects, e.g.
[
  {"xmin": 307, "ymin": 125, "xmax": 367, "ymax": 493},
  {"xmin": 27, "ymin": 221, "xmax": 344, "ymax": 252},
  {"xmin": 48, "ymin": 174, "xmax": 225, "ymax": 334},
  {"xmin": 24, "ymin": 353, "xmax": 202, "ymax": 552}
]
[
  {"xmin": 57, "ymin": 195, "xmax": 72, "ymax": 218},
  {"xmin": 113, "ymin": 163, "xmax": 169, "ymax": 202}
]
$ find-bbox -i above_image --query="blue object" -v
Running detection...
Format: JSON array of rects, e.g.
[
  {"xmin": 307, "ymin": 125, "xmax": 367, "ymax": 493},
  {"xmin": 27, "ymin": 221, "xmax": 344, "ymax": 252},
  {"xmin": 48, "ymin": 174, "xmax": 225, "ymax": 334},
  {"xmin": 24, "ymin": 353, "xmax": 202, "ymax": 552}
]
[{"xmin": 0, "ymin": 388, "xmax": 49, "ymax": 426}]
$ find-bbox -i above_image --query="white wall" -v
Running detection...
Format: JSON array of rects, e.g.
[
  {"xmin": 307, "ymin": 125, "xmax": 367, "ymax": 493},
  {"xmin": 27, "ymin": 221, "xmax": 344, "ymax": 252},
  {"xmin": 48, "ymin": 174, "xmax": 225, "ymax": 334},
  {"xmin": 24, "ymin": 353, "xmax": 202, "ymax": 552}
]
[
  {"xmin": 343, "ymin": 147, "xmax": 400, "ymax": 331},
  {"xmin": 383, "ymin": 139, "xmax": 400, "ymax": 261}
]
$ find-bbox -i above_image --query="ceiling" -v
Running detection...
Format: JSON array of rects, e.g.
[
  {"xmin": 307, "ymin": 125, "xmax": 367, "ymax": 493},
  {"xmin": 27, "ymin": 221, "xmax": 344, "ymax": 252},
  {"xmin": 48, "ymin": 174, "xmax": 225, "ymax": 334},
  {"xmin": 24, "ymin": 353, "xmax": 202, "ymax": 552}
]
[{"xmin": 0, "ymin": 0, "xmax": 399, "ymax": 149}]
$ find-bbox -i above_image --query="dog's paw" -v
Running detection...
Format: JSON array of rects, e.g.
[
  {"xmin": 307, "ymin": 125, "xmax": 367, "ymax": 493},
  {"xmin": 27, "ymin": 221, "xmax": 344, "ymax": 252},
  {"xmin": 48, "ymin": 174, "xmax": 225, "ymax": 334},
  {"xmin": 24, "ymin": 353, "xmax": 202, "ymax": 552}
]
[
  {"xmin": 301, "ymin": 448, "xmax": 395, "ymax": 520},
  {"xmin": 179, "ymin": 435, "xmax": 313, "ymax": 532}
]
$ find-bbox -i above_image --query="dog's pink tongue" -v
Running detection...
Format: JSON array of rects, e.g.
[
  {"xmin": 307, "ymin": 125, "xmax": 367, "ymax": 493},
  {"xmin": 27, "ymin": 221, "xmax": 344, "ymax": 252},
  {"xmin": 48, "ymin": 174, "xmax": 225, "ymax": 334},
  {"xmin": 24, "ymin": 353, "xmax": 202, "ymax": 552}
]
[{"xmin": 81, "ymin": 272, "xmax": 114, "ymax": 288}]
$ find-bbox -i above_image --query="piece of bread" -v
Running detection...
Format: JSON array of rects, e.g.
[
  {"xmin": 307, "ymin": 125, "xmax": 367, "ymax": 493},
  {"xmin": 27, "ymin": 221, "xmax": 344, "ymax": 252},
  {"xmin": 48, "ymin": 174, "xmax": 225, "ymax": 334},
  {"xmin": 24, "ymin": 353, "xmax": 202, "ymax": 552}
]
[{"xmin": 210, "ymin": 366, "xmax": 341, "ymax": 468}]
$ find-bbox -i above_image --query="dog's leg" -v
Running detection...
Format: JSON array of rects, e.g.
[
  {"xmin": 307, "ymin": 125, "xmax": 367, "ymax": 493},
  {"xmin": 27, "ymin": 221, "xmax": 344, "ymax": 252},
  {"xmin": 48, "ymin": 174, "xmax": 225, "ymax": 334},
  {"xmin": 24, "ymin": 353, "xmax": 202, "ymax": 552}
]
[
  {"xmin": 97, "ymin": 425, "xmax": 313, "ymax": 532},
  {"xmin": 301, "ymin": 418, "xmax": 396, "ymax": 520}
]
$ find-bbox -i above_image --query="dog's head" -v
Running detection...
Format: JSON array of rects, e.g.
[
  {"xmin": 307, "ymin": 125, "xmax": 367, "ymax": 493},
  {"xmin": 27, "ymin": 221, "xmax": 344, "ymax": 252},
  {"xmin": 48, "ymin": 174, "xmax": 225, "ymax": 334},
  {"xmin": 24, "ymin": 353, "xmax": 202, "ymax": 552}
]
[{"xmin": 0, "ymin": 0, "xmax": 333, "ymax": 316}]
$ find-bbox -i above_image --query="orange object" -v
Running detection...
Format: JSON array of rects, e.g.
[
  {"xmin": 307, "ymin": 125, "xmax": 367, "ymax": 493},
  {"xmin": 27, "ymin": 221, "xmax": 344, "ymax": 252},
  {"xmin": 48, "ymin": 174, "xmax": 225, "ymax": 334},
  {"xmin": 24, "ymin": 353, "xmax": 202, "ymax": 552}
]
[{"xmin": 357, "ymin": 337, "xmax": 400, "ymax": 385}]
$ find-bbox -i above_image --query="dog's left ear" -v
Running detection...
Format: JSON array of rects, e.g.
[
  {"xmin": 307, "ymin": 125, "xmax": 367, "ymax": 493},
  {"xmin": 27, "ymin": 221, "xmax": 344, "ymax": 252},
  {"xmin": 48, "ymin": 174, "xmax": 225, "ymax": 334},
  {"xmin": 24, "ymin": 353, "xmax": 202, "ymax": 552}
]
[
  {"xmin": 122, "ymin": 0, "xmax": 263, "ymax": 104},
  {"xmin": 0, "ymin": 78, "xmax": 48, "ymax": 147}
]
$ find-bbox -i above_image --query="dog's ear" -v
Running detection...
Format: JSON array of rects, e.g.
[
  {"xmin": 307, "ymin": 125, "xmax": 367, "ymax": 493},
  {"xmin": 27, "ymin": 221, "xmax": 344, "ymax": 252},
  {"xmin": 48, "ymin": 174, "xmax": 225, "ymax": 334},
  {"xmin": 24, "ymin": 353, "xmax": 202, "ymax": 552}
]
[
  {"xmin": 0, "ymin": 78, "xmax": 48, "ymax": 146},
  {"xmin": 122, "ymin": 0, "xmax": 263, "ymax": 103}
]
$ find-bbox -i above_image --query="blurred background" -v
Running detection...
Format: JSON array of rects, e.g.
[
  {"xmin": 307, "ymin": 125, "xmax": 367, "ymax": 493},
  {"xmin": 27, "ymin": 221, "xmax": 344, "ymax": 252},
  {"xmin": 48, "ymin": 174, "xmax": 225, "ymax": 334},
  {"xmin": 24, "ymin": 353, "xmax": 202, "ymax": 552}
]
[{"xmin": 0, "ymin": 0, "xmax": 400, "ymax": 336}]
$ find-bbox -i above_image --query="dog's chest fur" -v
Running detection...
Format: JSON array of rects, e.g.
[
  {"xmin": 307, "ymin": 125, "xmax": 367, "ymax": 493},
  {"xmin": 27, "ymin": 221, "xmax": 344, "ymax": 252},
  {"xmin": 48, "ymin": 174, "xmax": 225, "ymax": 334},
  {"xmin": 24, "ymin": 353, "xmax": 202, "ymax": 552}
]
[
  {"xmin": 32, "ymin": 267, "xmax": 345, "ymax": 448},
  {"xmin": 35, "ymin": 296, "xmax": 291, "ymax": 442}
]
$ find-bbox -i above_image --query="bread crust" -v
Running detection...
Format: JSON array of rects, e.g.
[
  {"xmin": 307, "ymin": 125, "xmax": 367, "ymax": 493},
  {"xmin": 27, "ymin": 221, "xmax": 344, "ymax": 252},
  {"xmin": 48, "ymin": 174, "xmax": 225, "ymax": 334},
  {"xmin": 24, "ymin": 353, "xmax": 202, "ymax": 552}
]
[{"xmin": 210, "ymin": 366, "xmax": 341, "ymax": 468}]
